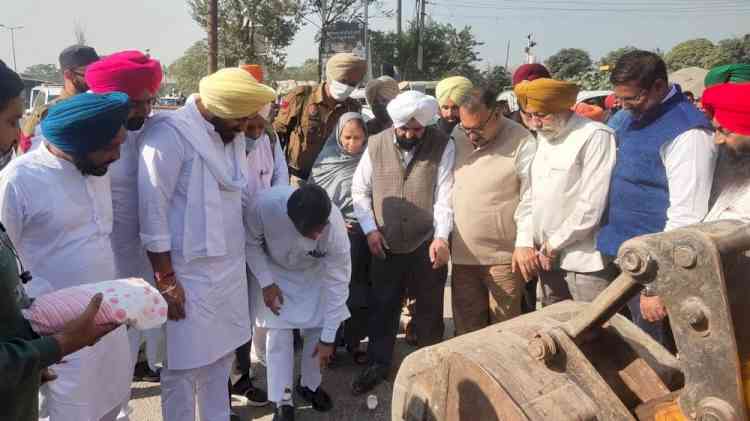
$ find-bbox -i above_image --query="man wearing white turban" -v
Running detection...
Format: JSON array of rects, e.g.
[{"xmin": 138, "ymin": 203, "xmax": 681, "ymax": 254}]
[
  {"xmin": 137, "ymin": 68, "xmax": 276, "ymax": 421},
  {"xmin": 350, "ymin": 91, "xmax": 454, "ymax": 394}
]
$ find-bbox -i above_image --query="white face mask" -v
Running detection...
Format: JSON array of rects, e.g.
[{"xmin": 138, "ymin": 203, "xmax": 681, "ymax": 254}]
[
  {"xmin": 258, "ymin": 103, "xmax": 272, "ymax": 122},
  {"xmin": 329, "ymin": 80, "xmax": 356, "ymax": 101}
]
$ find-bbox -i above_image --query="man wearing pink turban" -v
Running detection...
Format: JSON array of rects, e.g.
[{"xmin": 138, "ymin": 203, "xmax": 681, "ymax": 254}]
[{"xmin": 85, "ymin": 50, "xmax": 165, "ymax": 418}]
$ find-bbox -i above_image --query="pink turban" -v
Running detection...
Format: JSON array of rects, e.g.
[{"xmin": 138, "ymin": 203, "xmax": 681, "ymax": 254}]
[{"xmin": 86, "ymin": 50, "xmax": 163, "ymax": 98}]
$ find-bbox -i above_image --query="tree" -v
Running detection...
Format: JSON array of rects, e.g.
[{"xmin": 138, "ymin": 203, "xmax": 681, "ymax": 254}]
[
  {"xmin": 168, "ymin": 40, "xmax": 212, "ymax": 94},
  {"xmin": 599, "ymin": 46, "xmax": 638, "ymax": 67},
  {"xmin": 369, "ymin": 20, "xmax": 483, "ymax": 81},
  {"xmin": 273, "ymin": 58, "xmax": 319, "ymax": 81},
  {"xmin": 22, "ymin": 64, "xmax": 62, "ymax": 83},
  {"xmin": 665, "ymin": 38, "xmax": 717, "ymax": 71},
  {"xmin": 708, "ymin": 34, "xmax": 750, "ymax": 67},
  {"xmin": 480, "ymin": 65, "xmax": 512, "ymax": 92},
  {"xmin": 188, "ymin": 0, "xmax": 303, "ymax": 73},
  {"xmin": 568, "ymin": 69, "xmax": 611, "ymax": 90},
  {"xmin": 545, "ymin": 48, "xmax": 592, "ymax": 80}
]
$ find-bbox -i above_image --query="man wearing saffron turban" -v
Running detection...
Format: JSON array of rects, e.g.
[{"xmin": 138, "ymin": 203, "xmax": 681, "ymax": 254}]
[
  {"xmin": 0, "ymin": 92, "xmax": 133, "ymax": 421},
  {"xmin": 513, "ymin": 78, "xmax": 617, "ymax": 307},
  {"xmin": 137, "ymin": 68, "xmax": 275, "ymax": 421}
]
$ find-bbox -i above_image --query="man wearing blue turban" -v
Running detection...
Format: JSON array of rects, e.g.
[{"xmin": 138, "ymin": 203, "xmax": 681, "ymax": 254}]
[{"xmin": 0, "ymin": 91, "xmax": 134, "ymax": 421}]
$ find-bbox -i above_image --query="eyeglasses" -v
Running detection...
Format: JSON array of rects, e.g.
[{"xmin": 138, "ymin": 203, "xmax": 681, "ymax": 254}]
[
  {"xmin": 459, "ymin": 109, "xmax": 497, "ymax": 137},
  {"xmin": 614, "ymin": 89, "xmax": 648, "ymax": 105}
]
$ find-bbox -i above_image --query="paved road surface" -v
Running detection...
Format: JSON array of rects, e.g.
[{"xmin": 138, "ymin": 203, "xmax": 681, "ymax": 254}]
[{"xmin": 129, "ymin": 286, "xmax": 453, "ymax": 421}]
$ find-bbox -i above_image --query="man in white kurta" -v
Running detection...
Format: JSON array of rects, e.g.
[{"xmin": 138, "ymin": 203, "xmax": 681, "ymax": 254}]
[
  {"xmin": 0, "ymin": 92, "xmax": 133, "ymax": 421},
  {"xmin": 513, "ymin": 78, "xmax": 617, "ymax": 305},
  {"xmin": 245, "ymin": 184, "xmax": 350, "ymax": 420},
  {"xmin": 231, "ymin": 112, "xmax": 289, "ymax": 401},
  {"xmin": 85, "ymin": 51, "xmax": 166, "ymax": 403},
  {"xmin": 137, "ymin": 68, "xmax": 276, "ymax": 421}
]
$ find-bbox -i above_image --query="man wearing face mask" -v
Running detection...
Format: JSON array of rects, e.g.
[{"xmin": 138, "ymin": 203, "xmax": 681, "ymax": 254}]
[
  {"xmin": 435, "ymin": 76, "xmax": 474, "ymax": 135},
  {"xmin": 228, "ymin": 63, "xmax": 282, "ymax": 409},
  {"xmin": 450, "ymin": 87, "xmax": 536, "ymax": 336},
  {"xmin": 274, "ymin": 53, "xmax": 365, "ymax": 187},
  {"xmin": 701, "ymin": 83, "xmax": 750, "ymax": 222},
  {"xmin": 350, "ymin": 91, "xmax": 454, "ymax": 394},
  {"xmin": 364, "ymin": 76, "xmax": 400, "ymax": 135},
  {"xmin": 0, "ymin": 92, "xmax": 134, "ymax": 421},
  {"xmin": 597, "ymin": 51, "xmax": 715, "ymax": 349},
  {"xmin": 21, "ymin": 44, "xmax": 100, "ymax": 153},
  {"xmin": 83, "ymin": 50, "xmax": 165, "ymax": 417},
  {"xmin": 138, "ymin": 68, "xmax": 276, "ymax": 421},
  {"xmin": 245, "ymin": 184, "xmax": 350, "ymax": 421},
  {"xmin": 514, "ymin": 78, "xmax": 617, "ymax": 307}
]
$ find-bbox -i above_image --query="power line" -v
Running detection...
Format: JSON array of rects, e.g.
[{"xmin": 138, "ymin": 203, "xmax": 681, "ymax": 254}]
[
  {"xmin": 429, "ymin": 2, "xmax": 750, "ymax": 15},
  {"xmin": 430, "ymin": 2, "xmax": 750, "ymax": 13}
]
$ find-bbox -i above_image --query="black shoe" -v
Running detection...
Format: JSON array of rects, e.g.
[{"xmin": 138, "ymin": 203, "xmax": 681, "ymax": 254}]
[
  {"xmin": 351, "ymin": 364, "xmax": 387, "ymax": 395},
  {"xmin": 295, "ymin": 382, "xmax": 333, "ymax": 412},
  {"xmin": 230, "ymin": 411, "xmax": 242, "ymax": 421},
  {"xmin": 245, "ymin": 383, "xmax": 269, "ymax": 407},
  {"xmin": 133, "ymin": 361, "xmax": 161, "ymax": 382},
  {"xmin": 231, "ymin": 373, "xmax": 253, "ymax": 396},
  {"xmin": 272, "ymin": 404, "xmax": 295, "ymax": 421}
]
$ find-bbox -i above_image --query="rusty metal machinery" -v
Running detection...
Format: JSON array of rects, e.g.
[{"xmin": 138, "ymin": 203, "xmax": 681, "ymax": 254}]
[{"xmin": 392, "ymin": 221, "xmax": 750, "ymax": 421}]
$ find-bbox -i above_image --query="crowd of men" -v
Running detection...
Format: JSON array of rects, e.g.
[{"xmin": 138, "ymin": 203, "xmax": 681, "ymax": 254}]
[{"xmin": 0, "ymin": 41, "xmax": 748, "ymax": 421}]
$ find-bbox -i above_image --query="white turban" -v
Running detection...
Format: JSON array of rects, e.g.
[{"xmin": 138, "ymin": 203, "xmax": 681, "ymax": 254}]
[{"xmin": 386, "ymin": 91, "xmax": 439, "ymax": 128}]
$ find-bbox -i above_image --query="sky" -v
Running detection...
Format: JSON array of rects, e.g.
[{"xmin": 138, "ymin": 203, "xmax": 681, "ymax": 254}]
[{"xmin": 2, "ymin": 0, "xmax": 749, "ymax": 74}]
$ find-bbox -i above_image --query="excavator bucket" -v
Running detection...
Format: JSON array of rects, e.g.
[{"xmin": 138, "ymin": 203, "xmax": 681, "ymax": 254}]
[{"xmin": 392, "ymin": 221, "xmax": 750, "ymax": 421}]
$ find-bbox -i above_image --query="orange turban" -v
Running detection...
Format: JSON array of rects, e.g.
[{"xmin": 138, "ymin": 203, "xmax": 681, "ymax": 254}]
[
  {"xmin": 573, "ymin": 102, "xmax": 605, "ymax": 122},
  {"xmin": 514, "ymin": 78, "xmax": 579, "ymax": 114},
  {"xmin": 240, "ymin": 64, "xmax": 263, "ymax": 83}
]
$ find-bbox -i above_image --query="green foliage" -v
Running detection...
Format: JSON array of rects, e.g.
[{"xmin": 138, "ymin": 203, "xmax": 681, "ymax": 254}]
[
  {"xmin": 168, "ymin": 40, "xmax": 211, "ymax": 94},
  {"xmin": 22, "ymin": 64, "xmax": 62, "ymax": 83},
  {"xmin": 599, "ymin": 46, "xmax": 638, "ymax": 67},
  {"xmin": 480, "ymin": 65, "xmax": 512, "ymax": 92},
  {"xmin": 665, "ymin": 38, "xmax": 717, "ymax": 71},
  {"xmin": 188, "ymin": 0, "xmax": 302, "ymax": 73},
  {"xmin": 369, "ymin": 20, "xmax": 482, "ymax": 81},
  {"xmin": 545, "ymin": 48, "xmax": 592, "ymax": 80},
  {"xmin": 568, "ymin": 69, "xmax": 611, "ymax": 90},
  {"xmin": 272, "ymin": 58, "xmax": 319, "ymax": 81}
]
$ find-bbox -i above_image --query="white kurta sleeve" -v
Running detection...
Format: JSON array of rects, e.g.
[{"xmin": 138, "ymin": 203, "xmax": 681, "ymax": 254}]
[
  {"xmin": 433, "ymin": 139, "xmax": 455, "ymax": 240},
  {"xmin": 138, "ymin": 124, "xmax": 185, "ymax": 253},
  {"xmin": 0, "ymin": 175, "xmax": 53, "ymax": 297},
  {"xmin": 319, "ymin": 210, "xmax": 352, "ymax": 343},
  {"xmin": 547, "ymin": 130, "xmax": 617, "ymax": 252},
  {"xmin": 351, "ymin": 148, "xmax": 377, "ymax": 234},
  {"xmin": 514, "ymin": 137, "xmax": 537, "ymax": 248},
  {"xmin": 270, "ymin": 138, "xmax": 289, "ymax": 187},
  {"xmin": 660, "ymin": 128, "xmax": 717, "ymax": 231},
  {"xmin": 244, "ymin": 199, "xmax": 275, "ymax": 289}
]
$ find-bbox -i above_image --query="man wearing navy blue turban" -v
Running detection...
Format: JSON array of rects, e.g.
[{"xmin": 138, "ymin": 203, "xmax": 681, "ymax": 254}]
[{"xmin": 0, "ymin": 91, "xmax": 134, "ymax": 421}]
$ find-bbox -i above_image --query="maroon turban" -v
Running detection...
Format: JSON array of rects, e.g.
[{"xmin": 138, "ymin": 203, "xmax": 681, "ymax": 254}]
[
  {"xmin": 86, "ymin": 50, "xmax": 163, "ymax": 98},
  {"xmin": 512, "ymin": 63, "xmax": 552, "ymax": 86},
  {"xmin": 702, "ymin": 82, "xmax": 750, "ymax": 136}
]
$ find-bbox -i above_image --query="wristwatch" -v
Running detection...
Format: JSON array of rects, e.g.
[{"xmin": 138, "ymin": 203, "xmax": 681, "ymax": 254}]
[{"xmin": 641, "ymin": 284, "xmax": 658, "ymax": 297}]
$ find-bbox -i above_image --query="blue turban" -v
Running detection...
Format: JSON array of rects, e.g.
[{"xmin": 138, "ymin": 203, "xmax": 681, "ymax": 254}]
[{"xmin": 41, "ymin": 92, "xmax": 130, "ymax": 156}]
